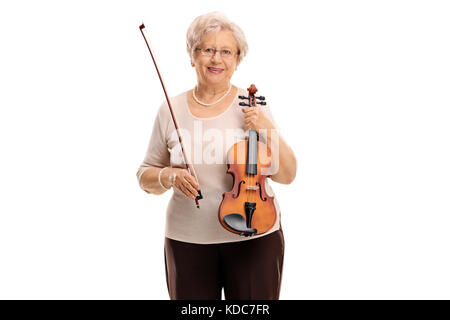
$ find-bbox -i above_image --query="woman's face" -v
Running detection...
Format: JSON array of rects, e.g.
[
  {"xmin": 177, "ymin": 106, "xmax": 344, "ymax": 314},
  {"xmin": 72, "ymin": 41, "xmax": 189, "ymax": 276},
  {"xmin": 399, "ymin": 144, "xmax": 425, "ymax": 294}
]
[{"xmin": 192, "ymin": 30, "xmax": 238, "ymax": 88}]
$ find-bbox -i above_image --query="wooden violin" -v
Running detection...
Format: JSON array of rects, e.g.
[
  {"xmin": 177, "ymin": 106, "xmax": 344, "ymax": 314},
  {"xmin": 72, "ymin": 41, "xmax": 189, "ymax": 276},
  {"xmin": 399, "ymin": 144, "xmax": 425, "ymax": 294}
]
[{"xmin": 218, "ymin": 84, "xmax": 277, "ymax": 236}]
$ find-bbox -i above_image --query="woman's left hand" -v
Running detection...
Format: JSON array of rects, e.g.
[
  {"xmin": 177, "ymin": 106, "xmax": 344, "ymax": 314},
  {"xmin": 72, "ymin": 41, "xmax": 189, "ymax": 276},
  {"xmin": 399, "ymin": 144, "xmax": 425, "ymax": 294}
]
[
  {"xmin": 242, "ymin": 106, "xmax": 296, "ymax": 184},
  {"xmin": 241, "ymin": 106, "xmax": 275, "ymax": 133}
]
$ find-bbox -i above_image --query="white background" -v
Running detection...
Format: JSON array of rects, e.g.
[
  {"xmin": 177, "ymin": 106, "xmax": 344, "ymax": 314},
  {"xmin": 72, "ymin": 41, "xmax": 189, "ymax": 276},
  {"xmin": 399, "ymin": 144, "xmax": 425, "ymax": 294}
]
[{"xmin": 0, "ymin": 0, "xmax": 449, "ymax": 299}]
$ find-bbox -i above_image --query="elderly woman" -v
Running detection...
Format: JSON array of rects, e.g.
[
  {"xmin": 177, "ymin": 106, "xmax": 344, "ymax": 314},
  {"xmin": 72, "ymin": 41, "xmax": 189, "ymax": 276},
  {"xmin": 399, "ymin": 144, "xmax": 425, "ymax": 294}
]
[{"xmin": 136, "ymin": 11, "xmax": 296, "ymax": 300}]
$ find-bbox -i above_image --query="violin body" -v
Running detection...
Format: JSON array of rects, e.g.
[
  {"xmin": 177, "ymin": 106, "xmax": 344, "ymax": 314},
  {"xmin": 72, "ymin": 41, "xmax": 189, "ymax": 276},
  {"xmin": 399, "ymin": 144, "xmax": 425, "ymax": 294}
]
[{"xmin": 218, "ymin": 84, "xmax": 277, "ymax": 236}]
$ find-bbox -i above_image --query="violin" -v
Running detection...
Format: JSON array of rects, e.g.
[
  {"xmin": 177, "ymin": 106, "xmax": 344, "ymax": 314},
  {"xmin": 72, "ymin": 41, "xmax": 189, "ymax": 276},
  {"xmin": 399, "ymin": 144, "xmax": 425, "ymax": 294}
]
[{"xmin": 218, "ymin": 84, "xmax": 277, "ymax": 236}]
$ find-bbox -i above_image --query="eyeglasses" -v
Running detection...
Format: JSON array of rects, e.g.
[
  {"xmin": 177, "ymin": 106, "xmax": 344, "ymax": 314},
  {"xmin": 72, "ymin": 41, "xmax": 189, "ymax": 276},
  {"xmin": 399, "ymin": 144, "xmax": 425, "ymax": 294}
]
[{"xmin": 195, "ymin": 47, "xmax": 239, "ymax": 60}]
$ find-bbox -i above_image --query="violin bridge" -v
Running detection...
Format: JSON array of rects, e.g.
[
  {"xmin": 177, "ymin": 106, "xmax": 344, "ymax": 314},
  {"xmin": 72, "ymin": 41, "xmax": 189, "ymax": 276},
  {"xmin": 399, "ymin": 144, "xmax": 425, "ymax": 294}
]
[{"xmin": 245, "ymin": 185, "xmax": 259, "ymax": 191}]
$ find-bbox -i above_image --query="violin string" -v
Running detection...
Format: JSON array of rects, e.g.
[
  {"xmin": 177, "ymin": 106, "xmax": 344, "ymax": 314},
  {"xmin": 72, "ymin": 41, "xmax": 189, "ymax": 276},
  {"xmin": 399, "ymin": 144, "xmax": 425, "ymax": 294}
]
[
  {"xmin": 252, "ymin": 96, "xmax": 256, "ymax": 206},
  {"xmin": 247, "ymin": 171, "xmax": 249, "ymax": 204},
  {"xmin": 246, "ymin": 174, "xmax": 249, "ymax": 208},
  {"xmin": 252, "ymin": 174, "xmax": 254, "ymax": 203},
  {"xmin": 249, "ymin": 174, "xmax": 251, "ymax": 204},
  {"xmin": 248, "ymin": 173, "xmax": 251, "ymax": 221},
  {"xmin": 252, "ymin": 174, "xmax": 254, "ymax": 204},
  {"xmin": 251, "ymin": 172, "xmax": 254, "ymax": 203}
]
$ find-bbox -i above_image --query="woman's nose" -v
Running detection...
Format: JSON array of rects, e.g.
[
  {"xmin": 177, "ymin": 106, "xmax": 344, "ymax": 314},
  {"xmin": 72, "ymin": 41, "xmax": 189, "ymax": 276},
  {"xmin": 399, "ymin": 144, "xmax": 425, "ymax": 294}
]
[{"xmin": 210, "ymin": 51, "xmax": 222, "ymax": 62}]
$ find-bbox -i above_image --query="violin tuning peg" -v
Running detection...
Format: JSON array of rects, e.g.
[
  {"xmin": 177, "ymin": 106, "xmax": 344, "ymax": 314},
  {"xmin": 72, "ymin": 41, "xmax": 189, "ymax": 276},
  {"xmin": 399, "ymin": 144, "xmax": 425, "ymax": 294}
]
[
  {"xmin": 256, "ymin": 101, "xmax": 266, "ymax": 105},
  {"xmin": 239, "ymin": 102, "xmax": 250, "ymax": 106},
  {"xmin": 238, "ymin": 95, "xmax": 249, "ymax": 100},
  {"xmin": 256, "ymin": 96, "xmax": 265, "ymax": 100}
]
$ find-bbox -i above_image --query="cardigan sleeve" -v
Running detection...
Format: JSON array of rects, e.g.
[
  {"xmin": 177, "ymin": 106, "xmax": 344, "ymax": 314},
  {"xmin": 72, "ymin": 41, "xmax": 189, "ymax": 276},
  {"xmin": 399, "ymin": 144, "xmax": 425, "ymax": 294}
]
[{"xmin": 136, "ymin": 102, "xmax": 171, "ymax": 185}]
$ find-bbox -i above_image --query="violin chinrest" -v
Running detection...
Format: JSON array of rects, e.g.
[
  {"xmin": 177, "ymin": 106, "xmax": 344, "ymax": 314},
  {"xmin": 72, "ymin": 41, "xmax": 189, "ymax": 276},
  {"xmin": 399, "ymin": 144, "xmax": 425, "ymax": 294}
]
[{"xmin": 223, "ymin": 214, "xmax": 257, "ymax": 236}]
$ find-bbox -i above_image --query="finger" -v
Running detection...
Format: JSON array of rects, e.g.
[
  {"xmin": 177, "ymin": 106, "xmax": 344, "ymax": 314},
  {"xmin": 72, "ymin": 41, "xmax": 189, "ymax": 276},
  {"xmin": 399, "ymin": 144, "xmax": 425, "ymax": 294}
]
[
  {"xmin": 180, "ymin": 173, "xmax": 199, "ymax": 197},
  {"xmin": 242, "ymin": 107, "xmax": 254, "ymax": 114},
  {"xmin": 178, "ymin": 170, "xmax": 191, "ymax": 185},
  {"xmin": 172, "ymin": 176, "xmax": 190, "ymax": 197},
  {"xmin": 178, "ymin": 182, "xmax": 196, "ymax": 199},
  {"xmin": 245, "ymin": 119, "xmax": 254, "ymax": 127},
  {"xmin": 187, "ymin": 175, "xmax": 200, "ymax": 190},
  {"xmin": 184, "ymin": 181, "xmax": 199, "ymax": 199},
  {"xmin": 244, "ymin": 114, "xmax": 257, "ymax": 121},
  {"xmin": 242, "ymin": 106, "xmax": 260, "ymax": 112},
  {"xmin": 183, "ymin": 172, "xmax": 198, "ymax": 187},
  {"xmin": 246, "ymin": 112, "xmax": 259, "ymax": 121},
  {"xmin": 244, "ymin": 112, "xmax": 258, "ymax": 119}
]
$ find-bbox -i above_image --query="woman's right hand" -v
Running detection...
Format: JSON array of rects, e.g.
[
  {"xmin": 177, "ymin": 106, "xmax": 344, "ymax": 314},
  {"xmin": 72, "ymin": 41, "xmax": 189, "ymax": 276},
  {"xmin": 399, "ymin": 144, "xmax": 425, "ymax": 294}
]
[{"xmin": 163, "ymin": 167, "xmax": 200, "ymax": 200}]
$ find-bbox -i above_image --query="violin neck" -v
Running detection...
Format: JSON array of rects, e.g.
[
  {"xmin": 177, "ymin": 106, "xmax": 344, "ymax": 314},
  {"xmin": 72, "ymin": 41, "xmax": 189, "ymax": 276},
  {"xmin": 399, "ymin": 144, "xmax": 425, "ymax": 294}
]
[{"xmin": 246, "ymin": 129, "xmax": 258, "ymax": 175}]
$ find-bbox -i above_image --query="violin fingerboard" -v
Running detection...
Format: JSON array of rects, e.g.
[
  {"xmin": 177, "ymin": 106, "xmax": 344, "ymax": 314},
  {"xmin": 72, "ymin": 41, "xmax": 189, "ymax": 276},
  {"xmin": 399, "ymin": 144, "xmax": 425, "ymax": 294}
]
[{"xmin": 246, "ymin": 129, "xmax": 258, "ymax": 175}]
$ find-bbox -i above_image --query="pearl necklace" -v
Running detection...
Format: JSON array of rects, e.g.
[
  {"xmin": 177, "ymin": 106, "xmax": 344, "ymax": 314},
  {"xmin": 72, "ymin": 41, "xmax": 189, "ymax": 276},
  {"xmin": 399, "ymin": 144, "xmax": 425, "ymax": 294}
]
[{"xmin": 193, "ymin": 83, "xmax": 232, "ymax": 106}]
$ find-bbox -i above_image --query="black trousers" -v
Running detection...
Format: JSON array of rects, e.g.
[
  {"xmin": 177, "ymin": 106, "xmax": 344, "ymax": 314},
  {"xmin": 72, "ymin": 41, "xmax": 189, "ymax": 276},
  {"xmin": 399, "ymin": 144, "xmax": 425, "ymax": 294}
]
[{"xmin": 164, "ymin": 228, "xmax": 284, "ymax": 300}]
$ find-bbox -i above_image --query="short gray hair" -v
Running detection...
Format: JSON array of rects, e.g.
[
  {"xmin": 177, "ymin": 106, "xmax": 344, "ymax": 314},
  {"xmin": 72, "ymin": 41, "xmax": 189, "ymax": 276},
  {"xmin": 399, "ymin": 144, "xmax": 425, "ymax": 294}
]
[{"xmin": 186, "ymin": 11, "xmax": 248, "ymax": 66}]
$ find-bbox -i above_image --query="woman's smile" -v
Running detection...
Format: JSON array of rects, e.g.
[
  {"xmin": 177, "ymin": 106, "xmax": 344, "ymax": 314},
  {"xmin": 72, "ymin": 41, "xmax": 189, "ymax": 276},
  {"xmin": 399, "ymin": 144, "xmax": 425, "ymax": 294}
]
[{"xmin": 207, "ymin": 66, "xmax": 224, "ymax": 74}]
